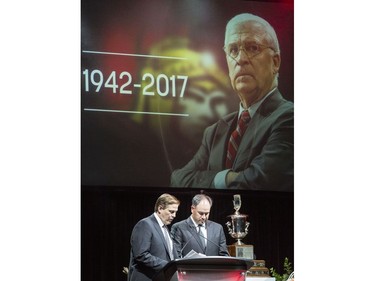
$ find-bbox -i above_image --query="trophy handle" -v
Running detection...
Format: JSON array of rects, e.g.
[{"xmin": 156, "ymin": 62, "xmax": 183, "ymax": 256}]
[
  {"xmin": 245, "ymin": 221, "xmax": 250, "ymax": 234},
  {"xmin": 226, "ymin": 221, "xmax": 233, "ymax": 235}
]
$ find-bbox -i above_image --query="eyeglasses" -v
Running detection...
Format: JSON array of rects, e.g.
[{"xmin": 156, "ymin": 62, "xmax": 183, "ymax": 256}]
[{"xmin": 223, "ymin": 42, "xmax": 275, "ymax": 60}]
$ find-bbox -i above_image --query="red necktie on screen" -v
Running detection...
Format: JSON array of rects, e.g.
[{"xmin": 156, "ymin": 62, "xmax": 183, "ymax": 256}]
[{"xmin": 225, "ymin": 110, "xmax": 251, "ymax": 169}]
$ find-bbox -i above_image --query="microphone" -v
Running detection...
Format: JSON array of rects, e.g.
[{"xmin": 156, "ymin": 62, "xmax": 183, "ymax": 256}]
[
  {"xmin": 179, "ymin": 232, "xmax": 195, "ymax": 258},
  {"xmin": 180, "ymin": 224, "xmax": 226, "ymax": 257},
  {"xmin": 196, "ymin": 229, "xmax": 222, "ymax": 250}
]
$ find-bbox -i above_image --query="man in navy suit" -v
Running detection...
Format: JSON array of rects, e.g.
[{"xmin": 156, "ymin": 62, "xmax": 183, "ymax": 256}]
[
  {"xmin": 171, "ymin": 13, "xmax": 293, "ymax": 191},
  {"xmin": 171, "ymin": 194, "xmax": 229, "ymax": 258},
  {"xmin": 128, "ymin": 193, "xmax": 180, "ymax": 281}
]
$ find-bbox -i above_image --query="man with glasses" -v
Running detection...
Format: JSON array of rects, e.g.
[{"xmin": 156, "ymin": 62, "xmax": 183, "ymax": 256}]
[
  {"xmin": 171, "ymin": 13, "xmax": 294, "ymax": 191},
  {"xmin": 171, "ymin": 193, "xmax": 229, "ymax": 258}
]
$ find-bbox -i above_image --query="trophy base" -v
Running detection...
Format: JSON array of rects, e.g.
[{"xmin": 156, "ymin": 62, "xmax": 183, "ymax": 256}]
[
  {"xmin": 247, "ymin": 260, "xmax": 270, "ymax": 277},
  {"xmin": 227, "ymin": 244, "xmax": 254, "ymax": 259}
]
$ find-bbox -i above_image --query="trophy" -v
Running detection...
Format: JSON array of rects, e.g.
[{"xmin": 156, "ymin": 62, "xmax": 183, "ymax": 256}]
[{"xmin": 226, "ymin": 194, "xmax": 254, "ymax": 259}]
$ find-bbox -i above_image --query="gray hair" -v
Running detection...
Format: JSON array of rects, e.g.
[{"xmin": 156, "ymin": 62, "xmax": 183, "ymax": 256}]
[
  {"xmin": 192, "ymin": 194, "xmax": 213, "ymax": 207},
  {"xmin": 224, "ymin": 13, "xmax": 280, "ymax": 53}
]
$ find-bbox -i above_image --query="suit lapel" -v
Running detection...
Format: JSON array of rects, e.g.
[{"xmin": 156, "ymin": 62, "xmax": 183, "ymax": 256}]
[
  {"xmin": 235, "ymin": 90, "xmax": 284, "ymax": 165},
  {"xmin": 187, "ymin": 218, "xmax": 205, "ymax": 253},
  {"xmin": 210, "ymin": 112, "xmax": 237, "ymax": 169},
  {"xmin": 151, "ymin": 215, "xmax": 171, "ymax": 258},
  {"xmin": 205, "ymin": 221, "xmax": 213, "ymax": 252}
]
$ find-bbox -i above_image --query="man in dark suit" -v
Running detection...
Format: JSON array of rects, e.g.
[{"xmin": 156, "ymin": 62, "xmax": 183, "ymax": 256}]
[
  {"xmin": 128, "ymin": 193, "xmax": 180, "ymax": 281},
  {"xmin": 171, "ymin": 194, "xmax": 229, "ymax": 258},
  {"xmin": 170, "ymin": 13, "xmax": 293, "ymax": 192}
]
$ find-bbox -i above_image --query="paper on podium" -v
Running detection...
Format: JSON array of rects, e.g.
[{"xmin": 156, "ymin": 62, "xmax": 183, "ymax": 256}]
[{"xmin": 183, "ymin": 249, "xmax": 206, "ymax": 258}]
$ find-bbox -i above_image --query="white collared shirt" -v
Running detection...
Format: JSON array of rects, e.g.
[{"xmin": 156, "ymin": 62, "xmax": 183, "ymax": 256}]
[
  {"xmin": 190, "ymin": 216, "xmax": 207, "ymax": 245},
  {"xmin": 238, "ymin": 87, "xmax": 276, "ymax": 119}
]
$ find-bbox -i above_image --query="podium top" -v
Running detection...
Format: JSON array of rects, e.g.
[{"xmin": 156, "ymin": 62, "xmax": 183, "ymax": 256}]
[
  {"xmin": 174, "ymin": 256, "xmax": 252, "ymax": 270},
  {"xmin": 153, "ymin": 256, "xmax": 253, "ymax": 281}
]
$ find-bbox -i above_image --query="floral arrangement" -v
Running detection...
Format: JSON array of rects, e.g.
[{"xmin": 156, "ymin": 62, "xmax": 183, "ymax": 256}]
[{"xmin": 270, "ymin": 257, "xmax": 293, "ymax": 281}]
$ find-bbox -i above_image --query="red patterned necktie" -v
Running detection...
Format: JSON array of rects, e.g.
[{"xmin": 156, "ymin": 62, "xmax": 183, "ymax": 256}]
[{"xmin": 225, "ymin": 110, "xmax": 251, "ymax": 169}]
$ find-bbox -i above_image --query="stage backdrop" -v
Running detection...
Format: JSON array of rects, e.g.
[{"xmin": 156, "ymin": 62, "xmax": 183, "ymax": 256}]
[{"xmin": 81, "ymin": 0, "xmax": 294, "ymax": 187}]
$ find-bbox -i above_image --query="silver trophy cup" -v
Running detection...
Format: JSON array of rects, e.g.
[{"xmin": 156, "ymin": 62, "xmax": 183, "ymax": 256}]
[
  {"xmin": 226, "ymin": 194, "xmax": 250, "ymax": 245},
  {"xmin": 226, "ymin": 194, "xmax": 253, "ymax": 258}
]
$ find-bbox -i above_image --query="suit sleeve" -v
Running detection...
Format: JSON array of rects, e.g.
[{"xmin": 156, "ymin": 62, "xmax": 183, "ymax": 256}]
[
  {"xmin": 130, "ymin": 220, "xmax": 168, "ymax": 271},
  {"xmin": 170, "ymin": 126, "xmax": 219, "ymax": 188}
]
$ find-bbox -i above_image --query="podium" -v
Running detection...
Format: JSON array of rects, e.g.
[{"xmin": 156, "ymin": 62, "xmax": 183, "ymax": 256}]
[{"xmin": 153, "ymin": 256, "xmax": 253, "ymax": 281}]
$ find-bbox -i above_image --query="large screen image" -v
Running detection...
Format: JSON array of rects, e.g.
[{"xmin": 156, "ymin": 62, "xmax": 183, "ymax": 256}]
[{"xmin": 81, "ymin": 0, "xmax": 294, "ymax": 190}]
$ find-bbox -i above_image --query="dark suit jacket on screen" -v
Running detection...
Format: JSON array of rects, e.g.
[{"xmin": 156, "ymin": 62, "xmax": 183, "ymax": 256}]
[
  {"xmin": 128, "ymin": 214, "xmax": 177, "ymax": 281},
  {"xmin": 170, "ymin": 217, "xmax": 229, "ymax": 258},
  {"xmin": 170, "ymin": 89, "xmax": 294, "ymax": 191}
]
